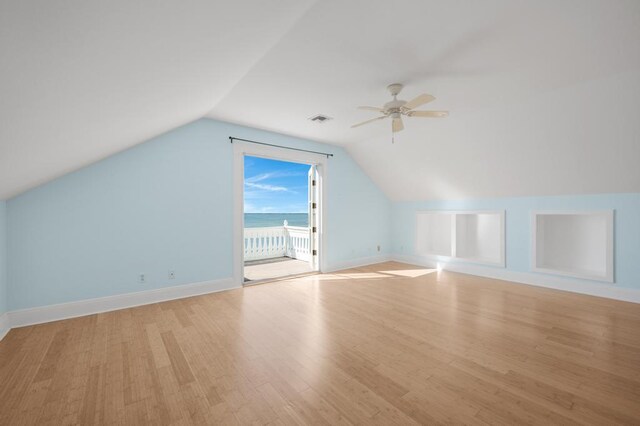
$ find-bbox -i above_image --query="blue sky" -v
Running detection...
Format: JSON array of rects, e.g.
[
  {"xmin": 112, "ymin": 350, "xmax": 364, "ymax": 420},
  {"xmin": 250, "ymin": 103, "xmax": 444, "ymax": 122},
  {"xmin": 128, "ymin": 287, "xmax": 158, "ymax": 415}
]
[{"xmin": 244, "ymin": 156, "xmax": 310, "ymax": 213}]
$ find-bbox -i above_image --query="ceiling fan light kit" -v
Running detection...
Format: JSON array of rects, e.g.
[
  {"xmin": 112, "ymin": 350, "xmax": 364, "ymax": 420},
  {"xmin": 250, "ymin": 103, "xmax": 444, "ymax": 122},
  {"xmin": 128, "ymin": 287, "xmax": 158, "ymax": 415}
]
[{"xmin": 352, "ymin": 83, "xmax": 449, "ymax": 142}]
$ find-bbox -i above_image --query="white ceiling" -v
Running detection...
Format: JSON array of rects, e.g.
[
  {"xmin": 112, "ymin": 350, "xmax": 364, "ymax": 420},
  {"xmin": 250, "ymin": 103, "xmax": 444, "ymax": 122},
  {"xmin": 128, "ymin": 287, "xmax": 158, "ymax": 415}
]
[
  {"xmin": 0, "ymin": 0, "xmax": 315, "ymax": 199},
  {"xmin": 2, "ymin": 0, "xmax": 639, "ymax": 200}
]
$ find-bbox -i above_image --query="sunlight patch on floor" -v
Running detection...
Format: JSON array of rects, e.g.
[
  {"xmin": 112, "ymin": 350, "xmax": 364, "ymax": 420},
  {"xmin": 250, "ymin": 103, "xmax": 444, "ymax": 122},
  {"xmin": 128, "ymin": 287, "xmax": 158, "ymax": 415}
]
[
  {"xmin": 289, "ymin": 273, "xmax": 350, "ymax": 282},
  {"xmin": 379, "ymin": 268, "xmax": 437, "ymax": 278},
  {"xmin": 334, "ymin": 272, "xmax": 389, "ymax": 279}
]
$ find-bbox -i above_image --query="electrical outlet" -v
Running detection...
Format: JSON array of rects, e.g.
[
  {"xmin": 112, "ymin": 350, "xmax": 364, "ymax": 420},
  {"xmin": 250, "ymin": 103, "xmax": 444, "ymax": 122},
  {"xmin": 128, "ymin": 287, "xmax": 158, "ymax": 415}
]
[
  {"xmin": 139, "ymin": 274, "xmax": 146, "ymax": 283},
  {"xmin": 168, "ymin": 270, "xmax": 175, "ymax": 280}
]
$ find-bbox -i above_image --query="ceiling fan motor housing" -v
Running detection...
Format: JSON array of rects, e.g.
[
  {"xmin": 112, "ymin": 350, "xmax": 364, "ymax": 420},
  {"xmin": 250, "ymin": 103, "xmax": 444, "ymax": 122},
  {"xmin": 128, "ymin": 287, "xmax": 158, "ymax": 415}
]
[
  {"xmin": 384, "ymin": 99, "xmax": 407, "ymax": 113},
  {"xmin": 385, "ymin": 83, "xmax": 407, "ymax": 113},
  {"xmin": 387, "ymin": 83, "xmax": 404, "ymax": 96}
]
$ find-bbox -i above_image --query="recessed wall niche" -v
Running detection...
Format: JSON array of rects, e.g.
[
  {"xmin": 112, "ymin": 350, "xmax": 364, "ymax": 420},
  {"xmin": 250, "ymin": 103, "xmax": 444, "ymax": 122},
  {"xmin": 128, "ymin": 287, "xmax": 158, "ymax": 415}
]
[
  {"xmin": 416, "ymin": 211, "xmax": 505, "ymax": 267},
  {"xmin": 532, "ymin": 211, "xmax": 614, "ymax": 282}
]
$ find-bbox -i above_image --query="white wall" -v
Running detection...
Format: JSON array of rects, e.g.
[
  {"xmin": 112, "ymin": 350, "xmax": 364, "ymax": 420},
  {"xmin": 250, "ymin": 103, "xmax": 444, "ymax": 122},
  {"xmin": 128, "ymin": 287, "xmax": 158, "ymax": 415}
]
[
  {"xmin": 456, "ymin": 213, "xmax": 502, "ymax": 262},
  {"xmin": 536, "ymin": 214, "xmax": 609, "ymax": 275}
]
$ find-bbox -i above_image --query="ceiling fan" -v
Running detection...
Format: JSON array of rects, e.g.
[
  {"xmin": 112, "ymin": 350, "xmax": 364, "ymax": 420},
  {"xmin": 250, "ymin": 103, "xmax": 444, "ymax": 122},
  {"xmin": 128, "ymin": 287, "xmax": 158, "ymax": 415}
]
[{"xmin": 351, "ymin": 83, "xmax": 448, "ymax": 134}]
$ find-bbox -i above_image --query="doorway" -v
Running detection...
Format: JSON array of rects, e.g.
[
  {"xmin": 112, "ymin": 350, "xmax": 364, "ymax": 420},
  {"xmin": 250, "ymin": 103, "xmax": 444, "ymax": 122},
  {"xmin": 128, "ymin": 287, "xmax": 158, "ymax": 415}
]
[{"xmin": 233, "ymin": 142, "xmax": 325, "ymax": 285}]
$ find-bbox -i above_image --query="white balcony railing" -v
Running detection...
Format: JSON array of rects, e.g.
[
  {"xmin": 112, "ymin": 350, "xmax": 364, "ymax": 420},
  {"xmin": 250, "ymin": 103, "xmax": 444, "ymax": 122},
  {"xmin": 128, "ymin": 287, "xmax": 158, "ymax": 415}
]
[{"xmin": 244, "ymin": 221, "xmax": 311, "ymax": 262}]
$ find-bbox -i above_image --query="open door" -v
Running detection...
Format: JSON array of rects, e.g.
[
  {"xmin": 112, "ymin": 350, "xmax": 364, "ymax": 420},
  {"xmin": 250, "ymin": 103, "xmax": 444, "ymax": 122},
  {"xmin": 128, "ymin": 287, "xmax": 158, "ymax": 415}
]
[
  {"xmin": 308, "ymin": 165, "xmax": 319, "ymax": 271},
  {"xmin": 234, "ymin": 140, "xmax": 327, "ymax": 285}
]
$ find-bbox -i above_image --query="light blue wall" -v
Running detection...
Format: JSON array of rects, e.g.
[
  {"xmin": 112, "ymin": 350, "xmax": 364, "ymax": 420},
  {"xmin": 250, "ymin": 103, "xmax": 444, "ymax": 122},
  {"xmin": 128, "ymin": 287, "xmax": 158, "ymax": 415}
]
[
  {"xmin": 7, "ymin": 118, "xmax": 390, "ymax": 310},
  {"xmin": 392, "ymin": 193, "xmax": 640, "ymax": 290},
  {"xmin": 14, "ymin": 115, "xmax": 635, "ymax": 310},
  {"xmin": 327, "ymin": 153, "xmax": 390, "ymax": 265},
  {"xmin": 0, "ymin": 201, "xmax": 7, "ymax": 315}
]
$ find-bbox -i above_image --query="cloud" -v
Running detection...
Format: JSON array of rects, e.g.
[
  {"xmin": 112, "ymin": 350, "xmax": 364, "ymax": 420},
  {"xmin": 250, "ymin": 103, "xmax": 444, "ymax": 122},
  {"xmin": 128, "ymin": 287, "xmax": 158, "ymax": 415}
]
[
  {"xmin": 243, "ymin": 164, "xmax": 308, "ymax": 211},
  {"xmin": 245, "ymin": 170, "xmax": 306, "ymax": 184},
  {"xmin": 245, "ymin": 173, "xmax": 274, "ymax": 183},
  {"xmin": 245, "ymin": 182, "xmax": 290, "ymax": 192}
]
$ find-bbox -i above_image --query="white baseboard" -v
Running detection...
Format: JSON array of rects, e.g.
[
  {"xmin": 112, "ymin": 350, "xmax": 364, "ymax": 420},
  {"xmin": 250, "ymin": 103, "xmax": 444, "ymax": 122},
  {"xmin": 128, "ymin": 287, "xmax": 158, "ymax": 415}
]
[
  {"xmin": 6, "ymin": 277, "xmax": 238, "ymax": 331},
  {"xmin": 325, "ymin": 254, "xmax": 392, "ymax": 273},
  {"xmin": 392, "ymin": 254, "xmax": 640, "ymax": 304},
  {"xmin": 0, "ymin": 313, "xmax": 10, "ymax": 341},
  {"xmin": 3, "ymin": 253, "xmax": 636, "ymax": 344}
]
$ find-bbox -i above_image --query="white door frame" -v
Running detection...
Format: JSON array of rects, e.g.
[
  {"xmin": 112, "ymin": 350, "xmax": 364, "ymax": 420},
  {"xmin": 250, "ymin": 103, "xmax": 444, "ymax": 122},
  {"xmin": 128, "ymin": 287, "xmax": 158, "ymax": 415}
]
[{"xmin": 232, "ymin": 141, "xmax": 328, "ymax": 286}]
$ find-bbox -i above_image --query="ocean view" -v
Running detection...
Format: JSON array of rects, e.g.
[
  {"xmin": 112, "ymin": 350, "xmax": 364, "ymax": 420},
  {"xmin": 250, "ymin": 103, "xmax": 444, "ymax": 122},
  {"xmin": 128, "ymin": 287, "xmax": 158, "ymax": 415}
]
[{"xmin": 244, "ymin": 213, "xmax": 308, "ymax": 228}]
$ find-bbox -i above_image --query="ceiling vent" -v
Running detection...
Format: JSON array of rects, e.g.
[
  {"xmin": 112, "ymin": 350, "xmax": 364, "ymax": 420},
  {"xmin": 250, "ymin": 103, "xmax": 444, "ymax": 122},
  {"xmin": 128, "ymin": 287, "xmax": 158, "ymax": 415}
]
[{"xmin": 309, "ymin": 114, "xmax": 332, "ymax": 123}]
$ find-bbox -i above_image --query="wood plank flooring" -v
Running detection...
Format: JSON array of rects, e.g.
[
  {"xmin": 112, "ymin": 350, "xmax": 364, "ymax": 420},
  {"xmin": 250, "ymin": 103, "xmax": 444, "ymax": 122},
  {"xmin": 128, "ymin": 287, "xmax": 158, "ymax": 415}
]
[{"xmin": 1, "ymin": 261, "xmax": 639, "ymax": 425}]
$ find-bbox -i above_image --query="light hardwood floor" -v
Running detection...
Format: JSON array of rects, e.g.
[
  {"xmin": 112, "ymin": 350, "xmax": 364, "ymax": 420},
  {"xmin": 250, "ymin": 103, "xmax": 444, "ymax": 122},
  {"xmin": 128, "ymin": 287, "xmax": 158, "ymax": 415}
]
[{"xmin": 1, "ymin": 261, "xmax": 639, "ymax": 425}]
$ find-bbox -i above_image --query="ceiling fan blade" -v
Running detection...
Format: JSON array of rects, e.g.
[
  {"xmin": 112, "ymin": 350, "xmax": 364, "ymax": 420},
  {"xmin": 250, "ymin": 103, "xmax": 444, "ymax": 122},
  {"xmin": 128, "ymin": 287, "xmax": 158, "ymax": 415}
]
[
  {"xmin": 403, "ymin": 94, "xmax": 435, "ymax": 110},
  {"xmin": 408, "ymin": 110, "xmax": 449, "ymax": 118},
  {"xmin": 351, "ymin": 115, "xmax": 387, "ymax": 128},
  {"xmin": 358, "ymin": 106, "xmax": 385, "ymax": 113},
  {"xmin": 392, "ymin": 117, "xmax": 404, "ymax": 133}
]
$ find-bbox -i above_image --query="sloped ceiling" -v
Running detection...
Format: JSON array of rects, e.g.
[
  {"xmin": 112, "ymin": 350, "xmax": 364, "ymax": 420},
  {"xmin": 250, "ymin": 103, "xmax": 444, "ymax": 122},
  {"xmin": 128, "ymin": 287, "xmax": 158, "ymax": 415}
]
[
  {"xmin": 1, "ymin": 0, "xmax": 639, "ymax": 200},
  {"xmin": 0, "ymin": 0, "xmax": 315, "ymax": 199}
]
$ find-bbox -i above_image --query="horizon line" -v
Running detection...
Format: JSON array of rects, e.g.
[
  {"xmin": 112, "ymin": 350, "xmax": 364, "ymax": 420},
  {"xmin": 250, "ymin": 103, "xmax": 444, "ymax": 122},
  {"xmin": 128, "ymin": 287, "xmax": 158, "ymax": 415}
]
[{"xmin": 245, "ymin": 212, "xmax": 307, "ymax": 214}]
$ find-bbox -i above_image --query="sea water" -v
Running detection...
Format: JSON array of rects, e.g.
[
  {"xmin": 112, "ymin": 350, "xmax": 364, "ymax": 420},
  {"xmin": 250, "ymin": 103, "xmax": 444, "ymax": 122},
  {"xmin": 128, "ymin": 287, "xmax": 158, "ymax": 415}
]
[{"xmin": 244, "ymin": 213, "xmax": 308, "ymax": 228}]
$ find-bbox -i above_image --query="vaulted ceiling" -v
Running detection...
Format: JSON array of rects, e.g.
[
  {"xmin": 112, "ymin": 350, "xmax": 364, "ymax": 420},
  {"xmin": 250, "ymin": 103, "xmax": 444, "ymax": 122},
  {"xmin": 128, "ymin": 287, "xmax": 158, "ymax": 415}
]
[{"xmin": 1, "ymin": 0, "xmax": 639, "ymax": 200}]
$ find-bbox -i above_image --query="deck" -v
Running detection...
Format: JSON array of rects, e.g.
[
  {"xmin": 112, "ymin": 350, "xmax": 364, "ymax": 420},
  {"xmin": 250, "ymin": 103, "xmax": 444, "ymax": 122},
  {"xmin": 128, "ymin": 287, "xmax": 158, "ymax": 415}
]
[{"xmin": 244, "ymin": 257, "xmax": 314, "ymax": 282}]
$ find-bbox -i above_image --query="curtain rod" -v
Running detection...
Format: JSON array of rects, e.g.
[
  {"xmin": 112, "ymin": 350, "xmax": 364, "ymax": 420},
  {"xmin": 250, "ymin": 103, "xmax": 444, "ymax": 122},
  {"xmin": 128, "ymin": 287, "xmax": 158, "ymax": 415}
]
[{"xmin": 229, "ymin": 136, "xmax": 334, "ymax": 158}]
